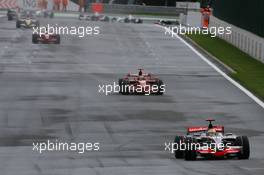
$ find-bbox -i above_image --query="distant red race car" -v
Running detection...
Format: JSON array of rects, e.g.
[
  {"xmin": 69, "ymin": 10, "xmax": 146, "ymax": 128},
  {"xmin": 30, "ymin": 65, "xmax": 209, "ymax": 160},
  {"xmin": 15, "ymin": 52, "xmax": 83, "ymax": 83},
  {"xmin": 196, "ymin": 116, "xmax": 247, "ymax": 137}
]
[
  {"xmin": 118, "ymin": 69, "xmax": 165, "ymax": 95},
  {"xmin": 174, "ymin": 119, "xmax": 250, "ymax": 160},
  {"xmin": 32, "ymin": 32, "xmax": 60, "ymax": 44}
]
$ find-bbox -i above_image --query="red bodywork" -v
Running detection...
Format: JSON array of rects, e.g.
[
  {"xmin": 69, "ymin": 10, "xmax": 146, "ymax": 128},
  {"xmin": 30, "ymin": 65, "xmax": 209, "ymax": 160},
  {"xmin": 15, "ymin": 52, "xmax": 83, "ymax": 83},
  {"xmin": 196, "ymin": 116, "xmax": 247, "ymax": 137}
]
[
  {"xmin": 123, "ymin": 73, "xmax": 161, "ymax": 93},
  {"xmin": 187, "ymin": 125, "xmax": 243, "ymax": 157},
  {"xmin": 37, "ymin": 34, "xmax": 59, "ymax": 43},
  {"xmin": 187, "ymin": 126, "xmax": 224, "ymax": 133},
  {"xmin": 197, "ymin": 147, "xmax": 241, "ymax": 157}
]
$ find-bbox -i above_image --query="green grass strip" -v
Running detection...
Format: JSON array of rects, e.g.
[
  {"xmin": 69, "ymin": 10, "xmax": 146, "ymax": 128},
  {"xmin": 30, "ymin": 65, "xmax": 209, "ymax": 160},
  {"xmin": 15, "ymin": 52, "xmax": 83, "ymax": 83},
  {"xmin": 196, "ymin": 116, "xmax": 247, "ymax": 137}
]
[{"xmin": 187, "ymin": 34, "xmax": 264, "ymax": 100}]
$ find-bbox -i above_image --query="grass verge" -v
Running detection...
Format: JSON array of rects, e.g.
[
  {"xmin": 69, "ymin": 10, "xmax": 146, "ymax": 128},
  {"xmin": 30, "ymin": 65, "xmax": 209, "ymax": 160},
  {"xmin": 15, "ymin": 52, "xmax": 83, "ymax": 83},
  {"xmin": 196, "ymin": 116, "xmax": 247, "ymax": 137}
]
[{"xmin": 187, "ymin": 34, "xmax": 264, "ymax": 100}]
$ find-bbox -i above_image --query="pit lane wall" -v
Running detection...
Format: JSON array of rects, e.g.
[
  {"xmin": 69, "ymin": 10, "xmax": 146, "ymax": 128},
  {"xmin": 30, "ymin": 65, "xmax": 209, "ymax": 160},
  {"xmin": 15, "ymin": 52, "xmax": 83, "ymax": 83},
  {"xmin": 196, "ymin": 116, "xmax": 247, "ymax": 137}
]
[{"xmin": 210, "ymin": 16, "xmax": 264, "ymax": 63}]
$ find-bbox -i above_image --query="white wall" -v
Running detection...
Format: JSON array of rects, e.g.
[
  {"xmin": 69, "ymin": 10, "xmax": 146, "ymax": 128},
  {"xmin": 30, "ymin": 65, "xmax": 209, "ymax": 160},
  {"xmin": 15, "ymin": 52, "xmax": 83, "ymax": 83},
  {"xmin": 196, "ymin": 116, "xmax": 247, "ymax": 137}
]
[{"xmin": 210, "ymin": 16, "xmax": 264, "ymax": 63}]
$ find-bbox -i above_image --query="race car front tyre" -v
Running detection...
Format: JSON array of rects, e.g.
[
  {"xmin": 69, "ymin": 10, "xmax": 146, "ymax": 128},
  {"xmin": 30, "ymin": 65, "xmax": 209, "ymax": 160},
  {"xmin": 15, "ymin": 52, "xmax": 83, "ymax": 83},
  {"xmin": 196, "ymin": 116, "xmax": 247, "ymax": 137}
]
[
  {"xmin": 174, "ymin": 136, "xmax": 184, "ymax": 159},
  {"xmin": 236, "ymin": 136, "xmax": 250, "ymax": 159},
  {"xmin": 184, "ymin": 138, "xmax": 197, "ymax": 161}
]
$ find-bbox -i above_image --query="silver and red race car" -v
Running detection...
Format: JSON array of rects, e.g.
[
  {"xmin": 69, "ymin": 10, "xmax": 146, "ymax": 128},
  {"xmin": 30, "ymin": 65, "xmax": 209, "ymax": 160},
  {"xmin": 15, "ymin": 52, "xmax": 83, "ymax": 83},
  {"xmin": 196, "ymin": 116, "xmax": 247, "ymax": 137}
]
[
  {"xmin": 118, "ymin": 69, "xmax": 165, "ymax": 95},
  {"xmin": 32, "ymin": 32, "xmax": 60, "ymax": 44},
  {"xmin": 155, "ymin": 19, "xmax": 179, "ymax": 26},
  {"xmin": 79, "ymin": 13, "xmax": 110, "ymax": 22},
  {"xmin": 174, "ymin": 119, "xmax": 250, "ymax": 160}
]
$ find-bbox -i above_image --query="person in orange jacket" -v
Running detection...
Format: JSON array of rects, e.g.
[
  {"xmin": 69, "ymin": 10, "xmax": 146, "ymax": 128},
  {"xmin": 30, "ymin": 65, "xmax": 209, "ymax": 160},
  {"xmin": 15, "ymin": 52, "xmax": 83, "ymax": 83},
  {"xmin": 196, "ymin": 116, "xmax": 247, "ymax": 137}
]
[
  {"xmin": 79, "ymin": 0, "xmax": 84, "ymax": 12},
  {"xmin": 200, "ymin": 5, "xmax": 211, "ymax": 28},
  {"xmin": 43, "ymin": 0, "xmax": 48, "ymax": 10},
  {"xmin": 62, "ymin": 0, "xmax": 68, "ymax": 11},
  {"xmin": 53, "ymin": 0, "xmax": 61, "ymax": 11}
]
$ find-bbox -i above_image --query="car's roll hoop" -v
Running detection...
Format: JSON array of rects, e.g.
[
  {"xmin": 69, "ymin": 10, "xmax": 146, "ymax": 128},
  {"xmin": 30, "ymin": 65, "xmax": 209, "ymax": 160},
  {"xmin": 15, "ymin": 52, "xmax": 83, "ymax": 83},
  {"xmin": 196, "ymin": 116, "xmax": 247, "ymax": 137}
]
[{"xmin": 206, "ymin": 118, "xmax": 215, "ymax": 129}]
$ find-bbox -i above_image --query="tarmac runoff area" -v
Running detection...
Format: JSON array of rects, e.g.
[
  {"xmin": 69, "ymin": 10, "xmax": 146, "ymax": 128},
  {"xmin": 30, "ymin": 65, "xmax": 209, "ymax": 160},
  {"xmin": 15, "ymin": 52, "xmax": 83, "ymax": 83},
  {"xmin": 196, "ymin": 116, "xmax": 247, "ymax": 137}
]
[{"xmin": 0, "ymin": 16, "xmax": 264, "ymax": 175}]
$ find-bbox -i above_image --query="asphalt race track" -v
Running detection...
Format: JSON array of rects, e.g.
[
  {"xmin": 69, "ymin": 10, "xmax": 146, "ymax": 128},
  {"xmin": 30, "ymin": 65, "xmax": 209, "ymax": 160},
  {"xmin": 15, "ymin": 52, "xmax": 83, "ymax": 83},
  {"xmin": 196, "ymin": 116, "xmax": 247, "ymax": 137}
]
[{"xmin": 0, "ymin": 16, "xmax": 264, "ymax": 175}]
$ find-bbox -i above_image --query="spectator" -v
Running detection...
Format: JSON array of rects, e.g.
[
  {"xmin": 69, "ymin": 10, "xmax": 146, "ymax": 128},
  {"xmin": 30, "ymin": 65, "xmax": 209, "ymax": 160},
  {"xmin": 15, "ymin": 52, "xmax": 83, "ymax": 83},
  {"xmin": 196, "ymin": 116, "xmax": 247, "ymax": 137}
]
[
  {"xmin": 62, "ymin": 0, "xmax": 68, "ymax": 11},
  {"xmin": 79, "ymin": 0, "xmax": 84, "ymax": 12}
]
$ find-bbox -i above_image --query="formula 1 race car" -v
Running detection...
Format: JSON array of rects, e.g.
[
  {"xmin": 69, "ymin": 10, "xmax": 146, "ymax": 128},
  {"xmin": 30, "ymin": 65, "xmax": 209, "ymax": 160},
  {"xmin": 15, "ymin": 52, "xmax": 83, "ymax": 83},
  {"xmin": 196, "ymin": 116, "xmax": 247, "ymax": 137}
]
[
  {"xmin": 118, "ymin": 69, "xmax": 164, "ymax": 95},
  {"xmin": 174, "ymin": 119, "xmax": 250, "ymax": 160},
  {"xmin": 7, "ymin": 8, "xmax": 18, "ymax": 21},
  {"xmin": 16, "ymin": 10, "xmax": 39, "ymax": 28},
  {"xmin": 36, "ymin": 10, "xmax": 54, "ymax": 18},
  {"xmin": 155, "ymin": 19, "xmax": 179, "ymax": 26},
  {"xmin": 79, "ymin": 13, "xmax": 110, "ymax": 22},
  {"xmin": 124, "ymin": 15, "xmax": 143, "ymax": 24},
  {"xmin": 32, "ymin": 31, "xmax": 60, "ymax": 44}
]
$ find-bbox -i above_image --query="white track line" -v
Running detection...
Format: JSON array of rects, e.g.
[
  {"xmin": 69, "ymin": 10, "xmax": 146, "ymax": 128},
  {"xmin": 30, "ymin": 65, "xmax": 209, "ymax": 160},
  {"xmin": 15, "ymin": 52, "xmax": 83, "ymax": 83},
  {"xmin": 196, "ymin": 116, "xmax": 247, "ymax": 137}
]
[{"xmin": 157, "ymin": 25, "xmax": 264, "ymax": 109}]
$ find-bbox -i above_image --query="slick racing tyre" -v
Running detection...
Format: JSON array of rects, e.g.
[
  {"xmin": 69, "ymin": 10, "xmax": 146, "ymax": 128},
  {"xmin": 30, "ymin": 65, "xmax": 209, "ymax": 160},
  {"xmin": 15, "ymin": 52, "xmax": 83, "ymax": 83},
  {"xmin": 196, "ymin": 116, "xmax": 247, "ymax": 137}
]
[
  {"xmin": 118, "ymin": 79, "xmax": 129, "ymax": 95},
  {"xmin": 184, "ymin": 138, "xmax": 197, "ymax": 161},
  {"xmin": 32, "ymin": 34, "xmax": 38, "ymax": 44},
  {"xmin": 8, "ymin": 15, "xmax": 13, "ymax": 21},
  {"xmin": 174, "ymin": 136, "xmax": 184, "ymax": 159},
  {"xmin": 16, "ymin": 21, "xmax": 20, "ymax": 28},
  {"xmin": 55, "ymin": 35, "xmax": 60, "ymax": 44},
  {"xmin": 155, "ymin": 80, "xmax": 164, "ymax": 95},
  {"xmin": 50, "ymin": 12, "xmax": 54, "ymax": 18},
  {"xmin": 124, "ymin": 18, "xmax": 129, "ymax": 23},
  {"xmin": 236, "ymin": 136, "xmax": 250, "ymax": 159}
]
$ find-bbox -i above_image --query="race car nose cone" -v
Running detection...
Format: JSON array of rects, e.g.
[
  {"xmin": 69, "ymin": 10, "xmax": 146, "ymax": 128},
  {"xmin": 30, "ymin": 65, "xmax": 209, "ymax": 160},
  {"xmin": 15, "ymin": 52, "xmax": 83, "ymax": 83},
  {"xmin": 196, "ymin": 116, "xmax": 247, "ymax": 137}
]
[{"xmin": 25, "ymin": 20, "xmax": 31, "ymax": 25}]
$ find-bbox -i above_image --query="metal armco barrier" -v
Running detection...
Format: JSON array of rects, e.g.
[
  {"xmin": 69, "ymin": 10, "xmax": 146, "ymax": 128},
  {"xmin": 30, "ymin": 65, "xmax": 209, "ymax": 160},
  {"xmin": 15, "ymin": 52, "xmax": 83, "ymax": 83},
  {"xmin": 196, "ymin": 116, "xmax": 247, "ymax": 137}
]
[{"xmin": 210, "ymin": 16, "xmax": 264, "ymax": 63}]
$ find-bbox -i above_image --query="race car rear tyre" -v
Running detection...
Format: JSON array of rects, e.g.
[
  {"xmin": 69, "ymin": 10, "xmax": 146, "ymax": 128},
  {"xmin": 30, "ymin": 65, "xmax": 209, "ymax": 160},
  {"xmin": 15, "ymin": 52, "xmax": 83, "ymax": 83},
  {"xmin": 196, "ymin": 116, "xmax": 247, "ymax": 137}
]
[
  {"xmin": 36, "ymin": 21, "xmax": 40, "ymax": 28},
  {"xmin": 32, "ymin": 34, "xmax": 38, "ymax": 44},
  {"xmin": 137, "ymin": 19, "xmax": 143, "ymax": 24},
  {"xmin": 236, "ymin": 136, "xmax": 250, "ymax": 159},
  {"xmin": 50, "ymin": 12, "xmax": 54, "ymax": 18},
  {"xmin": 8, "ymin": 15, "xmax": 12, "ymax": 21},
  {"xmin": 103, "ymin": 16, "xmax": 110, "ymax": 22},
  {"xmin": 91, "ymin": 16, "xmax": 97, "ymax": 21},
  {"xmin": 174, "ymin": 136, "xmax": 184, "ymax": 159},
  {"xmin": 16, "ymin": 21, "xmax": 20, "ymax": 28},
  {"xmin": 184, "ymin": 138, "xmax": 197, "ymax": 161},
  {"xmin": 156, "ymin": 80, "xmax": 164, "ymax": 95},
  {"xmin": 55, "ymin": 35, "xmax": 60, "ymax": 44}
]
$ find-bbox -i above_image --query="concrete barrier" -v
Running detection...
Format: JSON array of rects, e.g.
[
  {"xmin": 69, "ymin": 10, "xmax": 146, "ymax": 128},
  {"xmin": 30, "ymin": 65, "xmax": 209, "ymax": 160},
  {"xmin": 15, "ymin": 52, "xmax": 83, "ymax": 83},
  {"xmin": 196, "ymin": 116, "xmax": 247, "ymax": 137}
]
[{"xmin": 210, "ymin": 16, "xmax": 264, "ymax": 63}]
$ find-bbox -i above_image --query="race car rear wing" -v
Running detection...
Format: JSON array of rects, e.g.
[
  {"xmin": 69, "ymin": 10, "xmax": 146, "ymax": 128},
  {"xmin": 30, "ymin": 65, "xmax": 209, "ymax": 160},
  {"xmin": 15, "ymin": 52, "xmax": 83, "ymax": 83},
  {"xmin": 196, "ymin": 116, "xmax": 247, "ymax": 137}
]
[{"xmin": 187, "ymin": 126, "xmax": 224, "ymax": 133}]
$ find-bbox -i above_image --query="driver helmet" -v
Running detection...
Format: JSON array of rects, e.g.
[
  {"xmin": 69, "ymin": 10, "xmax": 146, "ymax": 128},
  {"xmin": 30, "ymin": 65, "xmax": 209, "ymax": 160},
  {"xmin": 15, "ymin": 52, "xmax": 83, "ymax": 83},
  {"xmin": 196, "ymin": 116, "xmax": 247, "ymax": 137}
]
[
  {"xmin": 138, "ymin": 76, "xmax": 144, "ymax": 81},
  {"xmin": 207, "ymin": 128, "xmax": 216, "ymax": 136}
]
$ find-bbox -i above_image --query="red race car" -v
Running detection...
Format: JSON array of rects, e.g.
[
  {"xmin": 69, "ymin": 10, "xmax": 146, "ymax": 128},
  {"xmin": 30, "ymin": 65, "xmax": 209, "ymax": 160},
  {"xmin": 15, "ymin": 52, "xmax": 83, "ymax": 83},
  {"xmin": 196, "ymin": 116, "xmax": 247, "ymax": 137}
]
[
  {"xmin": 32, "ymin": 32, "xmax": 60, "ymax": 44},
  {"xmin": 118, "ymin": 69, "xmax": 165, "ymax": 95},
  {"xmin": 174, "ymin": 119, "xmax": 250, "ymax": 160}
]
